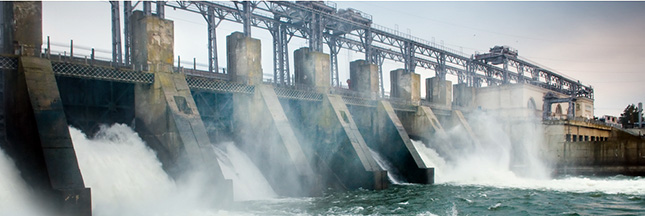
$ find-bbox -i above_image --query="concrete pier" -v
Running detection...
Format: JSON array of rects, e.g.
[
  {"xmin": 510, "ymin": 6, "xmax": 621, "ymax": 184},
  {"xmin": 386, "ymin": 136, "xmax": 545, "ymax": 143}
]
[
  {"xmin": 374, "ymin": 101, "xmax": 434, "ymax": 184},
  {"xmin": 2, "ymin": 2, "xmax": 91, "ymax": 215},
  {"xmin": 399, "ymin": 106, "xmax": 450, "ymax": 143},
  {"xmin": 453, "ymin": 83, "xmax": 475, "ymax": 109},
  {"xmin": 426, "ymin": 77, "xmax": 452, "ymax": 108},
  {"xmin": 130, "ymin": 11, "xmax": 231, "ymax": 202},
  {"xmin": 232, "ymin": 85, "xmax": 316, "ymax": 196},
  {"xmin": 227, "ymin": 32, "xmax": 262, "ymax": 85},
  {"xmin": 294, "ymin": 47, "xmax": 330, "ymax": 92},
  {"xmin": 349, "ymin": 60, "xmax": 379, "ymax": 98},
  {"xmin": 390, "ymin": 69, "xmax": 420, "ymax": 103},
  {"xmin": 315, "ymin": 94, "xmax": 388, "ymax": 190},
  {"xmin": 228, "ymin": 35, "xmax": 316, "ymax": 196}
]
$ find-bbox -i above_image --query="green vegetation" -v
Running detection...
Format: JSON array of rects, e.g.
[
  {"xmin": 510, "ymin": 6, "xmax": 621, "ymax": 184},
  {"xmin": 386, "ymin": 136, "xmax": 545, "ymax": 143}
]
[{"xmin": 619, "ymin": 104, "xmax": 643, "ymax": 128}]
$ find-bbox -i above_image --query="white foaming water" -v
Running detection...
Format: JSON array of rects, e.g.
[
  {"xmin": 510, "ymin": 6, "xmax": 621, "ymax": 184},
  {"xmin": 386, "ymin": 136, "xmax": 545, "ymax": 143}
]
[
  {"xmin": 70, "ymin": 124, "xmax": 223, "ymax": 216},
  {"xmin": 212, "ymin": 142, "xmax": 277, "ymax": 201},
  {"xmin": 368, "ymin": 147, "xmax": 405, "ymax": 184},
  {"xmin": 414, "ymin": 141, "xmax": 645, "ymax": 195},
  {"xmin": 0, "ymin": 148, "xmax": 45, "ymax": 216},
  {"xmin": 413, "ymin": 110, "xmax": 645, "ymax": 195}
]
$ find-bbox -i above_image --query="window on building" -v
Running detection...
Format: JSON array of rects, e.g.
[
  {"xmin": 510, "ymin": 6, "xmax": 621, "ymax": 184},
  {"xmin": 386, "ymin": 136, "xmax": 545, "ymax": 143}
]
[
  {"xmin": 591, "ymin": 136, "xmax": 595, "ymax": 141},
  {"xmin": 566, "ymin": 134, "xmax": 571, "ymax": 142},
  {"xmin": 573, "ymin": 135, "xmax": 577, "ymax": 142},
  {"xmin": 585, "ymin": 136, "xmax": 589, "ymax": 141}
]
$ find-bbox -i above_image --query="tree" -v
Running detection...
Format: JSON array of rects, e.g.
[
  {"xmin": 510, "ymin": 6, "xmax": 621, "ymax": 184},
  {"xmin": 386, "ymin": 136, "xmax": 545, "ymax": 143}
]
[{"xmin": 619, "ymin": 104, "xmax": 642, "ymax": 128}]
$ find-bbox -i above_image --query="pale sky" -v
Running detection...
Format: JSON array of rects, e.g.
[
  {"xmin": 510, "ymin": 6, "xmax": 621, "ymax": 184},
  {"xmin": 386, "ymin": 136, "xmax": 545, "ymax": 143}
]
[{"xmin": 42, "ymin": 1, "xmax": 645, "ymax": 117}]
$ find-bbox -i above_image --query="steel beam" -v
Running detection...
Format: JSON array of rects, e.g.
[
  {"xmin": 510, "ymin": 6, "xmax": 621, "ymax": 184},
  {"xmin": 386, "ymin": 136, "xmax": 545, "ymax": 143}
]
[{"xmin": 110, "ymin": 1, "xmax": 122, "ymax": 64}]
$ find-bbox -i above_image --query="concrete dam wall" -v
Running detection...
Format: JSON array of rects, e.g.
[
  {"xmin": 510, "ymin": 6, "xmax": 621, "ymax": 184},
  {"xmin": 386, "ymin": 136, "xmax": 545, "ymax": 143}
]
[{"xmin": 2, "ymin": 2, "xmax": 643, "ymax": 215}]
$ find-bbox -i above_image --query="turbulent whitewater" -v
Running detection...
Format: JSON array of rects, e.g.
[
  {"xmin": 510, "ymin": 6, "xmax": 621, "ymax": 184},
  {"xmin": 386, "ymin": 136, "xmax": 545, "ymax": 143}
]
[{"xmin": 70, "ymin": 124, "xmax": 276, "ymax": 215}]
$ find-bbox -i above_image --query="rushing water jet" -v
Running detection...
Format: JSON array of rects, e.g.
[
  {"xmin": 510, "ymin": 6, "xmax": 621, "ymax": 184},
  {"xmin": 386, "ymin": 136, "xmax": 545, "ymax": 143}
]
[{"xmin": 0, "ymin": 147, "xmax": 47, "ymax": 216}]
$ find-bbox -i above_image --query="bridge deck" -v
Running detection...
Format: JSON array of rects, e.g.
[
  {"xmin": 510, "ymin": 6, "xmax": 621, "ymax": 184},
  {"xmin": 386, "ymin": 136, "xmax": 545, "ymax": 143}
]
[{"xmin": 0, "ymin": 56, "xmax": 449, "ymax": 114}]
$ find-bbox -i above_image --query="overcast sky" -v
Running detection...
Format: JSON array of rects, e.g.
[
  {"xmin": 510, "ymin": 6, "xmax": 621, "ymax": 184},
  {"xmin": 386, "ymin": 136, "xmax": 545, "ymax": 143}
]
[{"xmin": 42, "ymin": 1, "xmax": 645, "ymax": 117}]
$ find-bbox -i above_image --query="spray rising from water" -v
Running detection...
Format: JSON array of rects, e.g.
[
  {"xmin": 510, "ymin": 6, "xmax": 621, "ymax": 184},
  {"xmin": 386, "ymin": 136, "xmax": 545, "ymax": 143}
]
[
  {"xmin": 212, "ymin": 142, "xmax": 277, "ymax": 201},
  {"xmin": 413, "ymin": 110, "xmax": 645, "ymax": 195},
  {"xmin": 70, "ymin": 124, "xmax": 274, "ymax": 215},
  {"xmin": 70, "ymin": 124, "xmax": 219, "ymax": 215},
  {"xmin": 0, "ymin": 148, "xmax": 46, "ymax": 216}
]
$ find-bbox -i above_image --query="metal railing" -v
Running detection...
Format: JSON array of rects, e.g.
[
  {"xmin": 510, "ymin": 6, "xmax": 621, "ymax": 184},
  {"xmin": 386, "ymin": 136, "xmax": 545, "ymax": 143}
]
[{"xmin": 371, "ymin": 24, "xmax": 466, "ymax": 56}]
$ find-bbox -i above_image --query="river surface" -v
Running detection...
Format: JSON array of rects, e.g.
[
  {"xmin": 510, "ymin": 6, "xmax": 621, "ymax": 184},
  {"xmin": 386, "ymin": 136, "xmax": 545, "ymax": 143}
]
[
  {"xmin": 3, "ymin": 123, "xmax": 645, "ymax": 215},
  {"xmin": 224, "ymin": 177, "xmax": 645, "ymax": 215}
]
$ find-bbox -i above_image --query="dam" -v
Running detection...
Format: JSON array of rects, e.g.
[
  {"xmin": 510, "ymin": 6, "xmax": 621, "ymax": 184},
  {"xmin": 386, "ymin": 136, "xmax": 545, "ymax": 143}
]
[{"xmin": 0, "ymin": 1, "xmax": 643, "ymax": 215}]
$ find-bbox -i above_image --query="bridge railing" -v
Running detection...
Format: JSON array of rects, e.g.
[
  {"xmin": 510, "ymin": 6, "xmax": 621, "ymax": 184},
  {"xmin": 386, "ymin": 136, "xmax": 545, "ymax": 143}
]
[{"xmin": 371, "ymin": 24, "xmax": 466, "ymax": 56}]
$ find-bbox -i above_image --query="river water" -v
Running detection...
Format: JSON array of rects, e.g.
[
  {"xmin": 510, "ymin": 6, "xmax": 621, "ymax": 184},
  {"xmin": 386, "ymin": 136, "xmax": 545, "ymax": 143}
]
[
  {"xmin": 2, "ymin": 123, "xmax": 645, "ymax": 215},
  {"xmin": 224, "ymin": 177, "xmax": 645, "ymax": 215}
]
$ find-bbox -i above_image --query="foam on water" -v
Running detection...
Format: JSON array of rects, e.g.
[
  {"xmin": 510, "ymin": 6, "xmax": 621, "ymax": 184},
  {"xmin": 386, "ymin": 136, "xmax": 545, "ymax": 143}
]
[
  {"xmin": 71, "ymin": 124, "xmax": 219, "ymax": 215},
  {"xmin": 413, "ymin": 137, "xmax": 645, "ymax": 195},
  {"xmin": 0, "ymin": 147, "xmax": 46, "ymax": 216},
  {"xmin": 411, "ymin": 110, "xmax": 645, "ymax": 195},
  {"xmin": 70, "ymin": 124, "xmax": 279, "ymax": 215}
]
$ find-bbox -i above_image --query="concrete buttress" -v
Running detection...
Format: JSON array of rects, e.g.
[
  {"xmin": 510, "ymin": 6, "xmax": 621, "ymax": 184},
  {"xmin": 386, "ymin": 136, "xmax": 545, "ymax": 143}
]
[
  {"xmin": 374, "ymin": 101, "xmax": 434, "ymax": 184},
  {"xmin": 452, "ymin": 110, "xmax": 482, "ymax": 150},
  {"xmin": 232, "ymin": 85, "xmax": 316, "ymax": 196},
  {"xmin": 313, "ymin": 94, "xmax": 388, "ymax": 190},
  {"xmin": 398, "ymin": 105, "xmax": 454, "ymax": 162},
  {"xmin": 131, "ymin": 11, "xmax": 232, "ymax": 203},
  {"xmin": 4, "ymin": 56, "xmax": 92, "ymax": 216},
  {"xmin": 2, "ymin": 2, "xmax": 91, "ymax": 215}
]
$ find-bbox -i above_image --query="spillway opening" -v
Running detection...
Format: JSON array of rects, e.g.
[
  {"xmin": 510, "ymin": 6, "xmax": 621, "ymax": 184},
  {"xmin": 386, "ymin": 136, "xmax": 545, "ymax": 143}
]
[
  {"xmin": 211, "ymin": 142, "xmax": 277, "ymax": 201},
  {"xmin": 368, "ymin": 147, "xmax": 406, "ymax": 184},
  {"xmin": 70, "ymin": 123, "xmax": 276, "ymax": 215}
]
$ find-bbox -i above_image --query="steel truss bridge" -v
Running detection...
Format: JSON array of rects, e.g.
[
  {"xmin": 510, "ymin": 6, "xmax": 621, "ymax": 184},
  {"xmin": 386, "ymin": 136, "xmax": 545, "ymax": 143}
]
[{"xmin": 104, "ymin": 1, "xmax": 592, "ymax": 100}]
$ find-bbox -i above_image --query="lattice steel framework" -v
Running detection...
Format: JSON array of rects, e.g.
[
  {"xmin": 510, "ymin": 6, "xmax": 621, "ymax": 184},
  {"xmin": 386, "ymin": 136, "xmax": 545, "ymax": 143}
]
[{"xmin": 107, "ymin": 1, "xmax": 592, "ymax": 99}]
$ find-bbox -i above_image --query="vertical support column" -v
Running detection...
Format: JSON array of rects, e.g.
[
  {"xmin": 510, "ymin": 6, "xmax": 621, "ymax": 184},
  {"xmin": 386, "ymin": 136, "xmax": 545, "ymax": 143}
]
[
  {"xmin": 143, "ymin": 1, "xmax": 152, "ymax": 16},
  {"xmin": 453, "ymin": 83, "xmax": 475, "ymax": 109},
  {"xmin": 328, "ymin": 37, "xmax": 341, "ymax": 87},
  {"xmin": 308, "ymin": 13, "xmax": 323, "ymax": 52},
  {"xmin": 349, "ymin": 60, "xmax": 378, "ymax": 98},
  {"xmin": 517, "ymin": 63, "xmax": 524, "ymax": 84},
  {"xmin": 131, "ymin": 11, "xmax": 231, "ymax": 203},
  {"xmin": 426, "ymin": 77, "xmax": 452, "ymax": 108},
  {"xmin": 205, "ymin": 6, "xmax": 219, "ymax": 73},
  {"xmin": 2, "ymin": 1, "xmax": 41, "ymax": 56},
  {"xmin": 156, "ymin": 0, "xmax": 165, "ymax": 18},
  {"xmin": 436, "ymin": 53, "xmax": 446, "ymax": 81},
  {"xmin": 294, "ymin": 47, "xmax": 330, "ymax": 92},
  {"xmin": 242, "ymin": 1, "xmax": 252, "ymax": 37},
  {"xmin": 271, "ymin": 22, "xmax": 280, "ymax": 84},
  {"xmin": 271, "ymin": 23, "xmax": 291, "ymax": 85},
  {"xmin": 110, "ymin": 1, "xmax": 122, "ymax": 64},
  {"xmin": 227, "ymin": 32, "xmax": 262, "ymax": 85},
  {"xmin": 376, "ymin": 52, "xmax": 385, "ymax": 98},
  {"xmin": 390, "ymin": 69, "xmax": 420, "ymax": 103},
  {"xmin": 123, "ymin": 1, "xmax": 132, "ymax": 65},
  {"xmin": 403, "ymin": 41, "xmax": 415, "ymax": 73}
]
